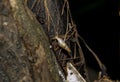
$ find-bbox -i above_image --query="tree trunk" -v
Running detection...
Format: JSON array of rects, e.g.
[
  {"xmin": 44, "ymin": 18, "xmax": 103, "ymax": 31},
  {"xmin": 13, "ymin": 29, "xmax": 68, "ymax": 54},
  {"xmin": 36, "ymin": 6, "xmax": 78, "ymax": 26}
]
[
  {"xmin": 0, "ymin": 0, "xmax": 96, "ymax": 82},
  {"xmin": 28, "ymin": 0, "xmax": 90, "ymax": 81},
  {"xmin": 0, "ymin": 0, "xmax": 65, "ymax": 82}
]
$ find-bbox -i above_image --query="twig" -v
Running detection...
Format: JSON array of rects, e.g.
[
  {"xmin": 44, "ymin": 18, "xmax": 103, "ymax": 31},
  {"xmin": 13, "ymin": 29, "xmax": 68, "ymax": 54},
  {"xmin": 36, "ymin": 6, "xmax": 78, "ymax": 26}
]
[
  {"xmin": 78, "ymin": 34, "xmax": 106, "ymax": 71},
  {"xmin": 74, "ymin": 43, "xmax": 77, "ymax": 58},
  {"xmin": 59, "ymin": 57, "xmax": 80, "ymax": 61},
  {"xmin": 31, "ymin": 0, "xmax": 37, "ymax": 10},
  {"xmin": 44, "ymin": 0, "xmax": 56, "ymax": 32},
  {"xmin": 61, "ymin": 0, "xmax": 67, "ymax": 15},
  {"xmin": 36, "ymin": 0, "xmax": 41, "ymax": 15}
]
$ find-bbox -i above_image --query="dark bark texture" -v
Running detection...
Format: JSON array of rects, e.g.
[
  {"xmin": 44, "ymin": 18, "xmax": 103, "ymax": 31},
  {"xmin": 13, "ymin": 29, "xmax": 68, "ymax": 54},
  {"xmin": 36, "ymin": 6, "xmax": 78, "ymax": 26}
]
[
  {"xmin": 0, "ymin": 0, "xmax": 98, "ymax": 82},
  {"xmin": 27, "ymin": 0, "xmax": 90, "ymax": 81},
  {"xmin": 0, "ymin": 0, "xmax": 65, "ymax": 82}
]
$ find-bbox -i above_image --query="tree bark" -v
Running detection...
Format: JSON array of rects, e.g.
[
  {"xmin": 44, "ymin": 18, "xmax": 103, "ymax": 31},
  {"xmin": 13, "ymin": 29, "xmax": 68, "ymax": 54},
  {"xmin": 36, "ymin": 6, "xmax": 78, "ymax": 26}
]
[{"xmin": 0, "ymin": 0, "xmax": 65, "ymax": 82}]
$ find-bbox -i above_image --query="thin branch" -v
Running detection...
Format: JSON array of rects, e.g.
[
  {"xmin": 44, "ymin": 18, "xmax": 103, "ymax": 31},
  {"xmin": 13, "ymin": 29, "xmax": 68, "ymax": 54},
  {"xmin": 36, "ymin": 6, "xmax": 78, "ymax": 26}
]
[
  {"xmin": 31, "ymin": 0, "xmax": 37, "ymax": 10},
  {"xmin": 78, "ymin": 34, "xmax": 106, "ymax": 71}
]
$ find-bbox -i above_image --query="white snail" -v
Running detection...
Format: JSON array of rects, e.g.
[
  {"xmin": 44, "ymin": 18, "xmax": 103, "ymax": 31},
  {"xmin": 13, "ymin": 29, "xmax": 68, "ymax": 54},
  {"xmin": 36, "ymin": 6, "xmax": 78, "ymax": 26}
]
[{"xmin": 54, "ymin": 36, "xmax": 71, "ymax": 53}]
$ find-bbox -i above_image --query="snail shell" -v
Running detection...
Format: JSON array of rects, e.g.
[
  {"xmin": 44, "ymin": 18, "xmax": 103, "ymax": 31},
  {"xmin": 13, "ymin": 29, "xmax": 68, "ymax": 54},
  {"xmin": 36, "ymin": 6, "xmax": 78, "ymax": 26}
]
[{"xmin": 55, "ymin": 36, "xmax": 71, "ymax": 53}]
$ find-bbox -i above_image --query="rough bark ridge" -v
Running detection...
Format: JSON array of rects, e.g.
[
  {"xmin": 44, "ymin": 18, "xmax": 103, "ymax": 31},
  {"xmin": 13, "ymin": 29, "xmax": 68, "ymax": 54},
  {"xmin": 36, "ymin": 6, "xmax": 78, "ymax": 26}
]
[
  {"xmin": 28, "ymin": 0, "xmax": 90, "ymax": 81},
  {"xmin": 0, "ymin": 0, "xmax": 65, "ymax": 82}
]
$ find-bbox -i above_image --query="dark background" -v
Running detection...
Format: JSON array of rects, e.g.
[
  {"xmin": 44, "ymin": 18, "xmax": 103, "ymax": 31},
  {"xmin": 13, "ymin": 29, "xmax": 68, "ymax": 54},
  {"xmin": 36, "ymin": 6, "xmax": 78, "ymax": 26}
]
[{"xmin": 69, "ymin": 0, "xmax": 119, "ymax": 80}]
